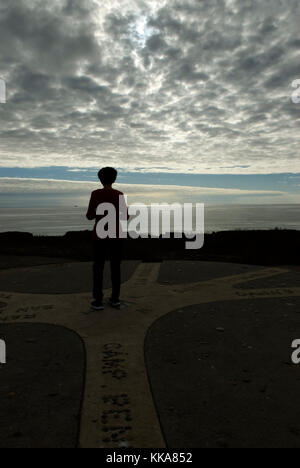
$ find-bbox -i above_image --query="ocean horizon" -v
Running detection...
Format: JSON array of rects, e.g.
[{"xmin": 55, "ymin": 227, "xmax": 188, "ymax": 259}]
[{"xmin": 0, "ymin": 204, "xmax": 299, "ymax": 236}]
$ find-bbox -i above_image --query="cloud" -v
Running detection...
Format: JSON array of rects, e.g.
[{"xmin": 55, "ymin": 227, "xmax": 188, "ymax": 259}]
[
  {"xmin": 0, "ymin": 0, "xmax": 299, "ymax": 174},
  {"xmin": 0, "ymin": 177, "xmax": 289, "ymax": 206}
]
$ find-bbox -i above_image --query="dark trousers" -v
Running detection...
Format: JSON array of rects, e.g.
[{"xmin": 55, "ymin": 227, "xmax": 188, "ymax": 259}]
[{"xmin": 93, "ymin": 239, "xmax": 122, "ymax": 302}]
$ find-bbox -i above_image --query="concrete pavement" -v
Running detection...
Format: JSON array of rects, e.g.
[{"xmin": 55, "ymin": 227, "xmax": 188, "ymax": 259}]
[{"xmin": 0, "ymin": 260, "xmax": 300, "ymax": 448}]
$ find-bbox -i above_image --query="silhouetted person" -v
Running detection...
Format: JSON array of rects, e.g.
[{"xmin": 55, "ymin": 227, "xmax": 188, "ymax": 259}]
[{"xmin": 86, "ymin": 167, "xmax": 128, "ymax": 310}]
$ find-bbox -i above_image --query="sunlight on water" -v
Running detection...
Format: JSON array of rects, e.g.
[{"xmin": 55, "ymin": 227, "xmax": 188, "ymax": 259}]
[{"xmin": 0, "ymin": 205, "xmax": 299, "ymax": 236}]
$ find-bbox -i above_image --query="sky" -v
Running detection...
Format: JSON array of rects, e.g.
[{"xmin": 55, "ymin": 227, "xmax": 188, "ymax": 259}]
[{"xmin": 0, "ymin": 0, "xmax": 299, "ymax": 205}]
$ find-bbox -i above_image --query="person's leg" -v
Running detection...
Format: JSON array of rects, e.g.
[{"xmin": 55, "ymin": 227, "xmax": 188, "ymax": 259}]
[
  {"xmin": 109, "ymin": 240, "xmax": 122, "ymax": 302},
  {"xmin": 93, "ymin": 241, "xmax": 106, "ymax": 303}
]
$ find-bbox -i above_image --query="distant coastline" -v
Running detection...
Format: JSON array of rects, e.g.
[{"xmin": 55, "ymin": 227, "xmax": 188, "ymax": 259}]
[{"xmin": 0, "ymin": 204, "xmax": 299, "ymax": 236}]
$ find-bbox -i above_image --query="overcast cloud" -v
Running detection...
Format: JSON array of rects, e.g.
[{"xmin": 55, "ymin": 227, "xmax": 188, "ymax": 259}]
[
  {"xmin": 0, "ymin": 0, "xmax": 299, "ymax": 173},
  {"xmin": 0, "ymin": 177, "xmax": 295, "ymax": 206}
]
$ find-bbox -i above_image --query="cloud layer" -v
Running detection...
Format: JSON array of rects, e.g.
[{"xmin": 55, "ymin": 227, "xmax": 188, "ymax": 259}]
[
  {"xmin": 0, "ymin": 0, "xmax": 299, "ymax": 173},
  {"xmin": 0, "ymin": 177, "xmax": 294, "ymax": 206}
]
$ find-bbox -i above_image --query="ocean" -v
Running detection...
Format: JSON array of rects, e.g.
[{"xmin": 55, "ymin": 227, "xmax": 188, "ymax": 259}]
[{"xmin": 0, "ymin": 204, "xmax": 299, "ymax": 236}]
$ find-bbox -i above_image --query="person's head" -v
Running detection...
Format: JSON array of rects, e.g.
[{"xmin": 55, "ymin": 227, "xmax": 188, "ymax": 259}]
[{"xmin": 98, "ymin": 167, "xmax": 118, "ymax": 187}]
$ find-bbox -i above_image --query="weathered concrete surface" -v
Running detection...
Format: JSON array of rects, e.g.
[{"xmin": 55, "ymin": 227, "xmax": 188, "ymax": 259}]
[
  {"xmin": 145, "ymin": 296, "xmax": 300, "ymax": 448},
  {"xmin": 158, "ymin": 261, "xmax": 263, "ymax": 284},
  {"xmin": 0, "ymin": 255, "xmax": 76, "ymax": 270},
  {"xmin": 235, "ymin": 272, "xmax": 300, "ymax": 289},
  {"xmin": 0, "ymin": 260, "xmax": 300, "ymax": 448},
  {"xmin": 0, "ymin": 323, "xmax": 85, "ymax": 448},
  {"xmin": 0, "ymin": 261, "xmax": 140, "ymax": 294}
]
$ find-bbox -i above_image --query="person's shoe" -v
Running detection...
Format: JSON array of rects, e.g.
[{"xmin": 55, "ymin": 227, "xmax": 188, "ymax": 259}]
[
  {"xmin": 91, "ymin": 301, "xmax": 104, "ymax": 311},
  {"xmin": 109, "ymin": 298, "xmax": 121, "ymax": 308}
]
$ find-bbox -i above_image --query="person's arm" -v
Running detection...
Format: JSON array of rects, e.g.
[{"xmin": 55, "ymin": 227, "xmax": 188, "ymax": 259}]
[
  {"xmin": 86, "ymin": 192, "xmax": 96, "ymax": 220},
  {"xmin": 126, "ymin": 196, "xmax": 129, "ymax": 221}
]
